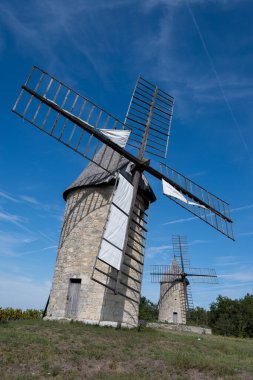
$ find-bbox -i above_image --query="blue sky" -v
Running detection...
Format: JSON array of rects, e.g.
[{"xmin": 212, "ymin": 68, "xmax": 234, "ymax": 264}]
[{"xmin": 0, "ymin": 0, "xmax": 253, "ymax": 310}]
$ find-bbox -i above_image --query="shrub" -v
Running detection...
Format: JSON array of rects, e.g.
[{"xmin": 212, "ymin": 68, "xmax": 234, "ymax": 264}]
[
  {"xmin": 138, "ymin": 296, "xmax": 158, "ymax": 322},
  {"xmin": 0, "ymin": 307, "xmax": 43, "ymax": 321}
]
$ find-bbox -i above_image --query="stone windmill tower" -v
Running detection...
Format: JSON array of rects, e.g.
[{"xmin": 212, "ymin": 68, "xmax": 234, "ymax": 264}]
[
  {"xmin": 159, "ymin": 258, "xmax": 188, "ymax": 324},
  {"xmin": 13, "ymin": 67, "xmax": 234, "ymax": 328},
  {"xmin": 45, "ymin": 146, "xmax": 155, "ymax": 327},
  {"xmin": 151, "ymin": 235, "xmax": 218, "ymax": 324}
]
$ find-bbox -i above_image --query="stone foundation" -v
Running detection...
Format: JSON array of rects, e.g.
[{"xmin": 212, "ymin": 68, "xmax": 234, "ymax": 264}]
[{"xmin": 147, "ymin": 322, "xmax": 212, "ymax": 335}]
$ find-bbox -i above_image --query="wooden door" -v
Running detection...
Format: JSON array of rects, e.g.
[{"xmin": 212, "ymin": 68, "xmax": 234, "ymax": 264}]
[
  {"xmin": 173, "ymin": 312, "xmax": 178, "ymax": 324},
  {"xmin": 67, "ymin": 279, "xmax": 81, "ymax": 318}
]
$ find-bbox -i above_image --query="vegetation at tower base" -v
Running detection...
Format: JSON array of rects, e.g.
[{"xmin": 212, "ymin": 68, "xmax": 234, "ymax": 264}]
[
  {"xmin": 0, "ymin": 307, "xmax": 42, "ymax": 321},
  {"xmin": 187, "ymin": 307, "xmax": 210, "ymax": 328},
  {"xmin": 138, "ymin": 296, "xmax": 159, "ymax": 322},
  {"xmin": 1, "ymin": 293, "xmax": 253, "ymax": 337}
]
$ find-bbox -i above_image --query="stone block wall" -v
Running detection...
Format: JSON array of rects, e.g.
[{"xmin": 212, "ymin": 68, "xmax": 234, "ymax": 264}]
[
  {"xmin": 158, "ymin": 281, "xmax": 186, "ymax": 324},
  {"xmin": 45, "ymin": 183, "xmax": 147, "ymax": 328}
]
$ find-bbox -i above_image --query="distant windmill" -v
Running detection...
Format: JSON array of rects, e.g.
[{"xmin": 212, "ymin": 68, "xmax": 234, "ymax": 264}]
[
  {"xmin": 13, "ymin": 67, "xmax": 233, "ymax": 327},
  {"xmin": 151, "ymin": 235, "xmax": 218, "ymax": 324}
]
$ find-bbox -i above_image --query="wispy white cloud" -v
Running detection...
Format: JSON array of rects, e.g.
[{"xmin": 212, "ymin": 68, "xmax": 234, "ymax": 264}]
[
  {"xmin": 216, "ymin": 255, "xmax": 237, "ymax": 262},
  {"xmin": 216, "ymin": 261, "xmax": 240, "ymax": 267},
  {"xmin": 0, "ymin": 190, "xmax": 20, "ymax": 203},
  {"xmin": 1, "ymin": 187, "xmax": 41, "ymax": 207},
  {"xmin": 0, "ymin": 231, "xmax": 36, "ymax": 257},
  {"xmin": 188, "ymin": 239, "xmax": 207, "ymax": 247},
  {"xmin": 0, "ymin": 203, "xmax": 60, "ymax": 239},
  {"xmin": 0, "ymin": 210, "xmax": 22, "ymax": 223},
  {"xmin": 0, "ymin": 228, "xmax": 57, "ymax": 258},
  {"xmin": 214, "ymin": 260, "xmax": 253, "ymax": 283},
  {"xmin": 215, "ymin": 255, "xmax": 240, "ymax": 267},
  {"xmin": 131, "ymin": 0, "xmax": 253, "ymax": 140},
  {"xmin": 238, "ymin": 231, "xmax": 253, "ymax": 237},
  {"xmin": 162, "ymin": 201, "xmax": 253, "ymax": 227},
  {"xmin": 147, "ymin": 238, "xmax": 206, "ymax": 256},
  {"xmin": 144, "ymin": 0, "xmax": 242, "ymax": 12},
  {"xmin": 20, "ymin": 245, "xmax": 57, "ymax": 257},
  {"xmin": 0, "ymin": 236, "xmax": 20, "ymax": 257},
  {"xmin": 231, "ymin": 203, "xmax": 253, "ymax": 212},
  {"xmin": 163, "ymin": 216, "xmax": 197, "ymax": 225},
  {"xmin": 148, "ymin": 244, "xmax": 173, "ymax": 255},
  {"xmin": 23, "ymin": 238, "xmax": 37, "ymax": 244},
  {"xmin": 0, "ymin": 186, "xmax": 63, "ymax": 223},
  {"xmin": 192, "ymin": 280, "xmax": 253, "ymax": 308},
  {"xmin": 0, "ymin": 209, "xmax": 32, "ymax": 233},
  {"xmin": 38, "ymin": 231, "xmax": 58, "ymax": 244},
  {"xmin": 1, "ymin": 0, "xmax": 249, "ymax": 126},
  {"xmin": 186, "ymin": 1, "xmax": 253, "ymax": 164},
  {"xmin": 191, "ymin": 76, "xmax": 253, "ymax": 103},
  {"xmin": 0, "ymin": 0, "xmax": 136, "ymax": 82},
  {"xmin": 188, "ymin": 171, "xmax": 207, "ymax": 179},
  {"xmin": 19, "ymin": 195, "xmax": 40, "ymax": 206},
  {"xmin": 221, "ymin": 271, "xmax": 253, "ymax": 282},
  {"xmin": 20, "ymin": 195, "xmax": 63, "ymax": 219}
]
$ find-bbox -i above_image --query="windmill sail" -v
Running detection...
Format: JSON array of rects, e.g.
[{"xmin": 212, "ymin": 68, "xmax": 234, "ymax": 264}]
[
  {"xmin": 12, "ymin": 67, "xmax": 234, "ymax": 267},
  {"xmin": 160, "ymin": 164, "xmax": 234, "ymax": 240},
  {"xmin": 187, "ymin": 268, "xmax": 218, "ymax": 283},
  {"xmin": 12, "ymin": 66, "xmax": 132, "ymax": 173},
  {"xmin": 12, "ymin": 67, "xmax": 174, "ymax": 171},
  {"xmin": 180, "ymin": 280, "xmax": 192, "ymax": 317},
  {"xmin": 124, "ymin": 76, "xmax": 174, "ymax": 159},
  {"xmin": 185, "ymin": 283, "xmax": 194, "ymax": 311}
]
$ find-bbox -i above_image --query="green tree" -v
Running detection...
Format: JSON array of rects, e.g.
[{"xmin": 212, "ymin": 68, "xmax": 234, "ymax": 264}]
[
  {"xmin": 209, "ymin": 294, "xmax": 253, "ymax": 337},
  {"xmin": 187, "ymin": 307, "xmax": 209, "ymax": 327},
  {"xmin": 138, "ymin": 297, "xmax": 158, "ymax": 322},
  {"xmin": 239, "ymin": 293, "xmax": 253, "ymax": 337}
]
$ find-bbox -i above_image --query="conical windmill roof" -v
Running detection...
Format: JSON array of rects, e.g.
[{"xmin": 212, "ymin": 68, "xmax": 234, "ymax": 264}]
[
  {"xmin": 170, "ymin": 257, "xmax": 181, "ymax": 272},
  {"xmin": 63, "ymin": 145, "xmax": 156, "ymax": 202},
  {"xmin": 161, "ymin": 258, "xmax": 181, "ymax": 283}
]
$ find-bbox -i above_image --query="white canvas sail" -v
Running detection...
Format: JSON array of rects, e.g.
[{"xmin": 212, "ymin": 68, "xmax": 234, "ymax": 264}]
[
  {"xmin": 162, "ymin": 179, "xmax": 206, "ymax": 209},
  {"xmin": 99, "ymin": 129, "xmax": 131, "ymax": 148},
  {"xmin": 98, "ymin": 174, "xmax": 134, "ymax": 270}
]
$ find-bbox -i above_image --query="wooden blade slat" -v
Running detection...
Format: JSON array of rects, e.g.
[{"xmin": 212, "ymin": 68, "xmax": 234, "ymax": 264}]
[
  {"xmin": 12, "ymin": 66, "xmax": 130, "ymax": 174},
  {"xmin": 124, "ymin": 76, "xmax": 175, "ymax": 159},
  {"xmin": 150, "ymin": 265, "xmax": 218, "ymax": 284}
]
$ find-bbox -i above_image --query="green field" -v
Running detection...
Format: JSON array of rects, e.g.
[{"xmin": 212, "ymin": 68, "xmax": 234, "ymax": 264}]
[{"xmin": 0, "ymin": 320, "xmax": 252, "ymax": 379}]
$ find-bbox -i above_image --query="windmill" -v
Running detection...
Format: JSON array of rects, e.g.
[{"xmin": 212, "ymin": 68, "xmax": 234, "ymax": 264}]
[
  {"xmin": 150, "ymin": 235, "xmax": 218, "ymax": 324},
  {"xmin": 12, "ymin": 66, "xmax": 233, "ymax": 327}
]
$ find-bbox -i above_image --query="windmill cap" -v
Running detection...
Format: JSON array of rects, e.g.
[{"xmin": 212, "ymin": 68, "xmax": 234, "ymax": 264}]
[{"xmin": 63, "ymin": 145, "xmax": 156, "ymax": 203}]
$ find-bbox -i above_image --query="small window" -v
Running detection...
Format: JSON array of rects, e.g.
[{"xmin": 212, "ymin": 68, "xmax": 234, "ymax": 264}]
[{"xmin": 70, "ymin": 278, "xmax": 81, "ymax": 284}]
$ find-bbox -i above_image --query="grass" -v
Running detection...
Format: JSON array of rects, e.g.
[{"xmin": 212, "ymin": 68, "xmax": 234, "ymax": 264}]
[{"xmin": 0, "ymin": 320, "xmax": 253, "ymax": 379}]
